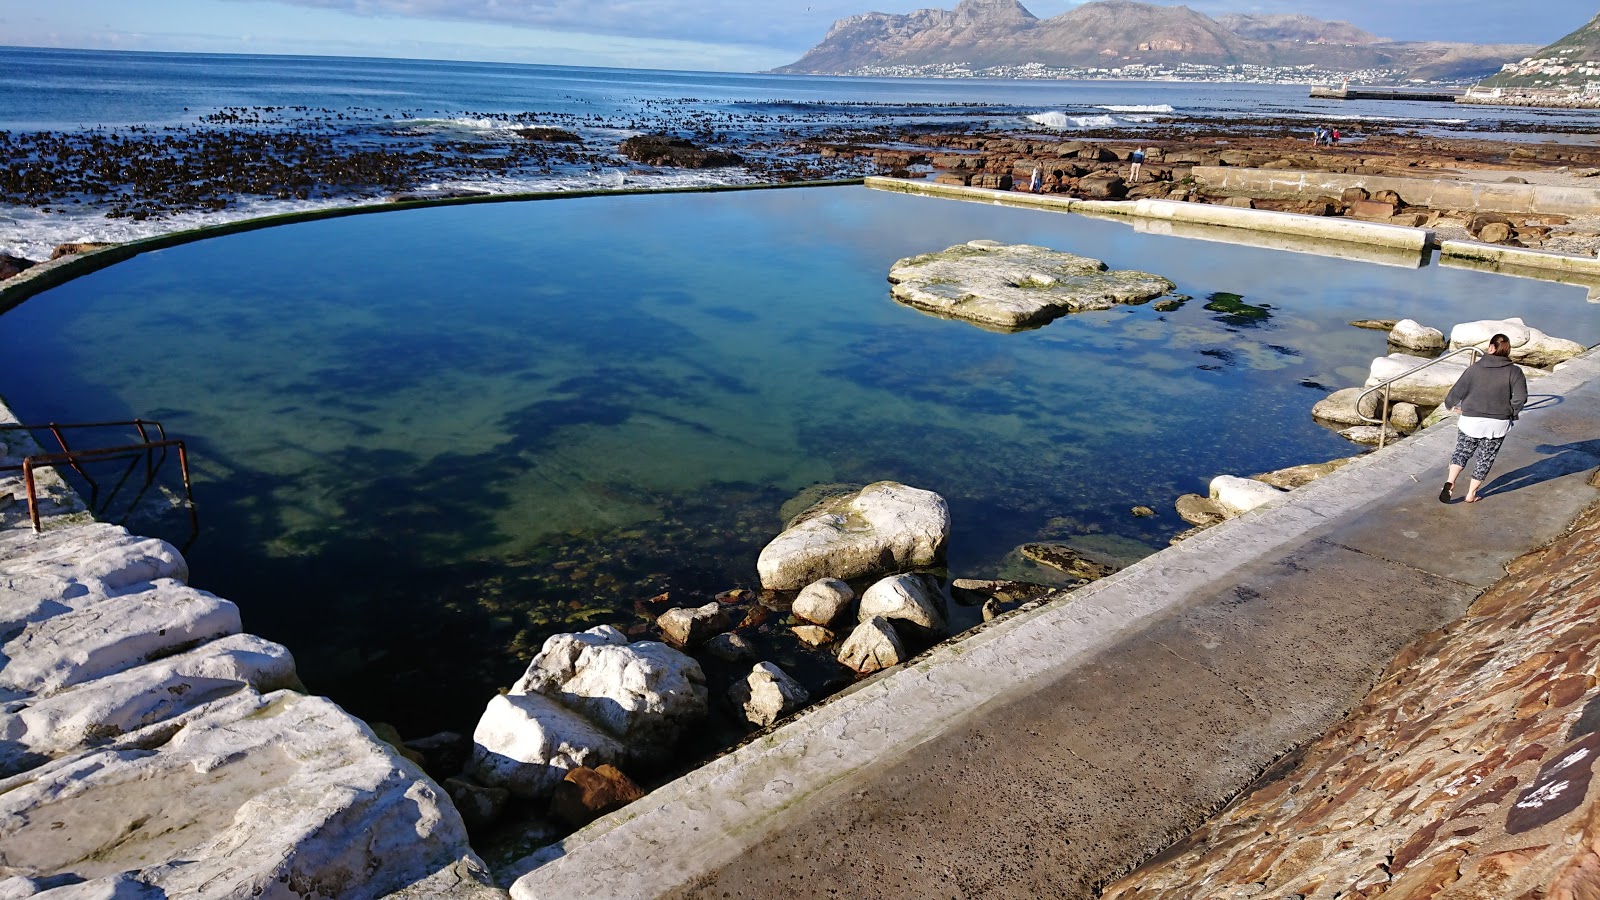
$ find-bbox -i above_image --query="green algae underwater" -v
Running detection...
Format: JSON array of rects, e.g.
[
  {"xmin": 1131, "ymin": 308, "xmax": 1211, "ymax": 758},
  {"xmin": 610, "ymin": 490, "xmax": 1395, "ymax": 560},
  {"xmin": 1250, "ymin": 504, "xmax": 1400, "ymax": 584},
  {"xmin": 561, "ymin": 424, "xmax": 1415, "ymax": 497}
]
[{"xmin": 1, "ymin": 184, "xmax": 1594, "ymax": 736}]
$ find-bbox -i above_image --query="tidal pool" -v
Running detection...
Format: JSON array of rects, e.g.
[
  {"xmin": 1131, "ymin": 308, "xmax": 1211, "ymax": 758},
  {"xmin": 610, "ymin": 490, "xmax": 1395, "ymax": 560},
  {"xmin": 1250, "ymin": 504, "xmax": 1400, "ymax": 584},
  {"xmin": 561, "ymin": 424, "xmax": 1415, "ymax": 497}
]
[{"xmin": 1, "ymin": 185, "xmax": 1593, "ymax": 736}]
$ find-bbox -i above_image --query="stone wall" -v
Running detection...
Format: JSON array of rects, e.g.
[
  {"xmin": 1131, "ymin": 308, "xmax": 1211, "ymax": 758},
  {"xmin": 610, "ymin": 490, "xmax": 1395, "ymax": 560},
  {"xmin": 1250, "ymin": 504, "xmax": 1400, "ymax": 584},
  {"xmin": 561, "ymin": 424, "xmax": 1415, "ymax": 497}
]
[
  {"xmin": 1102, "ymin": 499, "xmax": 1600, "ymax": 900},
  {"xmin": 1193, "ymin": 167, "xmax": 1600, "ymax": 217},
  {"xmin": 0, "ymin": 399, "xmax": 502, "ymax": 898}
]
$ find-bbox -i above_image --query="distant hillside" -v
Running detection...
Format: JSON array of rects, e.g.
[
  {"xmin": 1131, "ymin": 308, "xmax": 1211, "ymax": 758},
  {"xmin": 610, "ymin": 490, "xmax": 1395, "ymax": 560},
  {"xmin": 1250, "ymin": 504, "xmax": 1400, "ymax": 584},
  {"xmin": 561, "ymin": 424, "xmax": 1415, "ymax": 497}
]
[
  {"xmin": 776, "ymin": 0, "xmax": 1535, "ymax": 81},
  {"xmin": 1478, "ymin": 10, "xmax": 1600, "ymax": 90}
]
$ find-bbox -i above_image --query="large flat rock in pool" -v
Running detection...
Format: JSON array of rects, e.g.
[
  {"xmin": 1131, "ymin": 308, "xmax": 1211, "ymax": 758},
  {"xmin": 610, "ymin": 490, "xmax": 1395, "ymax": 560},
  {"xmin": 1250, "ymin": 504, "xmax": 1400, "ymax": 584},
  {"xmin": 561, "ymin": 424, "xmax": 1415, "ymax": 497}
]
[{"xmin": 887, "ymin": 240, "xmax": 1175, "ymax": 330}]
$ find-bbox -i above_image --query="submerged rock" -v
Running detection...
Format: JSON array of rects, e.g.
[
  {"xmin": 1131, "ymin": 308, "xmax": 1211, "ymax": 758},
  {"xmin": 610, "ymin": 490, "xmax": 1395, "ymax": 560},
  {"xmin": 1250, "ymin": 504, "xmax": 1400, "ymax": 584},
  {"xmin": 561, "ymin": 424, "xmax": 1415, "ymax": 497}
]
[
  {"xmin": 757, "ymin": 482, "xmax": 950, "ymax": 591},
  {"xmin": 704, "ymin": 631, "xmax": 758, "ymax": 663},
  {"xmin": 1349, "ymin": 318, "xmax": 1400, "ymax": 331},
  {"xmin": 729, "ymin": 662, "xmax": 811, "ymax": 728},
  {"xmin": 1340, "ymin": 424, "xmax": 1404, "ymax": 446},
  {"xmin": 837, "ymin": 617, "xmax": 906, "ymax": 675},
  {"xmin": 1174, "ymin": 493, "xmax": 1226, "ymax": 527},
  {"xmin": 886, "ymin": 240, "xmax": 1174, "ymax": 330},
  {"xmin": 1018, "ymin": 543, "xmax": 1117, "ymax": 582}
]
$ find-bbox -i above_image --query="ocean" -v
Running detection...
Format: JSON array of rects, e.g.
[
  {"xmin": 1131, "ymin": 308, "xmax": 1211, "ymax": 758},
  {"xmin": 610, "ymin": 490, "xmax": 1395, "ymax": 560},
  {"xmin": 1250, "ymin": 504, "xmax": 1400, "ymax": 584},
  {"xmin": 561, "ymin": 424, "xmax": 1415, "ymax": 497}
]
[{"xmin": 2, "ymin": 45, "xmax": 1595, "ymax": 260}]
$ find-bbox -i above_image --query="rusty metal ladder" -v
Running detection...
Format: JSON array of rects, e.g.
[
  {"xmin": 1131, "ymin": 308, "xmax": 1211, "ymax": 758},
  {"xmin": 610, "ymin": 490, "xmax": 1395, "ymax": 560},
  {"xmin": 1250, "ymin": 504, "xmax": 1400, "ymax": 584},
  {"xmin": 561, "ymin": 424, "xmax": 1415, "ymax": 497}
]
[{"xmin": 0, "ymin": 419, "xmax": 197, "ymax": 537}]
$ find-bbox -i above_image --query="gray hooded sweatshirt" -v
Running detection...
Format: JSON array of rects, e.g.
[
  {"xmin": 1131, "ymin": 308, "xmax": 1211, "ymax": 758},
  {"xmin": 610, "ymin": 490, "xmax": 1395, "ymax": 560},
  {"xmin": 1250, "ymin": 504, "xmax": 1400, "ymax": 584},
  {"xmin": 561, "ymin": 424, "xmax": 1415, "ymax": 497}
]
[{"xmin": 1444, "ymin": 353, "xmax": 1528, "ymax": 421}]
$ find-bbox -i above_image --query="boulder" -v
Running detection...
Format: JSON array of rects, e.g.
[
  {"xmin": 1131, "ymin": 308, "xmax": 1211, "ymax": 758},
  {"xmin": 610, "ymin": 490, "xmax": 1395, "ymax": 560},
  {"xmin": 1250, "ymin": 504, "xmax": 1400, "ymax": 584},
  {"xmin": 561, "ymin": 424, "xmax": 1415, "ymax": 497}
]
[
  {"xmin": 729, "ymin": 662, "xmax": 811, "ymax": 728},
  {"xmin": 522, "ymin": 641, "xmax": 706, "ymax": 757},
  {"xmin": 1390, "ymin": 402, "xmax": 1421, "ymax": 432},
  {"xmin": 1077, "ymin": 171, "xmax": 1127, "ymax": 199},
  {"xmin": 1477, "ymin": 222, "xmax": 1514, "ymax": 244},
  {"xmin": 1018, "ymin": 544, "xmax": 1117, "ymax": 582},
  {"xmin": 445, "ymin": 775, "xmax": 510, "ymax": 831},
  {"xmin": 886, "ymin": 241, "xmax": 1175, "ymax": 330},
  {"xmin": 1340, "ymin": 424, "xmax": 1404, "ymax": 446},
  {"xmin": 49, "ymin": 242, "xmax": 116, "ymax": 260},
  {"xmin": 0, "ymin": 253, "xmax": 36, "ymax": 281},
  {"xmin": 1310, "ymin": 387, "xmax": 1369, "ymax": 426},
  {"xmin": 1348, "ymin": 200, "xmax": 1397, "ymax": 220},
  {"xmin": 1209, "ymin": 475, "xmax": 1286, "ymax": 518},
  {"xmin": 1450, "ymin": 318, "xmax": 1585, "ymax": 368},
  {"xmin": 548, "ymin": 764, "xmax": 646, "ymax": 828},
  {"xmin": 837, "ymin": 617, "xmax": 906, "ymax": 675},
  {"xmin": 1, "ymin": 691, "xmax": 491, "ymax": 898},
  {"xmin": 1387, "ymin": 319, "xmax": 1445, "ymax": 351},
  {"xmin": 469, "ymin": 692, "xmax": 626, "ymax": 799},
  {"xmin": 858, "ymin": 574, "xmax": 946, "ymax": 633},
  {"xmin": 511, "ymin": 625, "xmax": 629, "ymax": 694},
  {"xmin": 792, "ymin": 578, "xmax": 854, "ymax": 627},
  {"xmin": 1365, "ymin": 353, "xmax": 1471, "ymax": 406},
  {"xmin": 791, "ymin": 625, "xmax": 836, "ymax": 648},
  {"xmin": 1250, "ymin": 456, "xmax": 1361, "ymax": 490},
  {"xmin": 1175, "ymin": 493, "xmax": 1226, "ymax": 526},
  {"xmin": 757, "ymin": 482, "xmax": 950, "ymax": 591},
  {"xmin": 656, "ymin": 602, "xmax": 731, "ymax": 647},
  {"xmin": 703, "ymin": 631, "xmax": 757, "ymax": 663}
]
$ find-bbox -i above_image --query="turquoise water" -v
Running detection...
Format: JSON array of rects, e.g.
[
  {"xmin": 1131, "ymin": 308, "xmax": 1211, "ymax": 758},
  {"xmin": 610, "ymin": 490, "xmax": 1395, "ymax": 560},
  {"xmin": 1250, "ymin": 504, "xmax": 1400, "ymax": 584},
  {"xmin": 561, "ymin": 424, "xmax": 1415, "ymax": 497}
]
[{"xmin": 1, "ymin": 185, "xmax": 1594, "ymax": 734}]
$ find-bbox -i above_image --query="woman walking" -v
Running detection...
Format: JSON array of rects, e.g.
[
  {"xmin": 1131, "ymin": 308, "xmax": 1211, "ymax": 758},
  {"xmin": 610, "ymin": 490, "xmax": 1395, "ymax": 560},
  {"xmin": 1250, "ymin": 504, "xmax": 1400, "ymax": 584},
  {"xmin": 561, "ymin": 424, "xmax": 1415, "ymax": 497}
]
[{"xmin": 1440, "ymin": 333, "xmax": 1527, "ymax": 503}]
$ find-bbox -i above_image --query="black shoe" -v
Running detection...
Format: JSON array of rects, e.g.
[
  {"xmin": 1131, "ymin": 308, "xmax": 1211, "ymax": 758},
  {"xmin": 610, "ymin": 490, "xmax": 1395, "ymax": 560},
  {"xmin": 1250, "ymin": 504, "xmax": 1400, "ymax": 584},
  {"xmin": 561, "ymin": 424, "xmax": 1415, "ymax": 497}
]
[{"xmin": 1438, "ymin": 483, "xmax": 1453, "ymax": 503}]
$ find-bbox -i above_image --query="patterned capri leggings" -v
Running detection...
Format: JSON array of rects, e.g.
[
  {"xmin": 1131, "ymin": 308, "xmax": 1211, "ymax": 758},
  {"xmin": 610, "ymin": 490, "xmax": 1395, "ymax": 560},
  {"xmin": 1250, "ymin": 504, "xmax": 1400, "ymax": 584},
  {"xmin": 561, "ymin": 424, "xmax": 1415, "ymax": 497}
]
[{"xmin": 1451, "ymin": 432, "xmax": 1505, "ymax": 482}]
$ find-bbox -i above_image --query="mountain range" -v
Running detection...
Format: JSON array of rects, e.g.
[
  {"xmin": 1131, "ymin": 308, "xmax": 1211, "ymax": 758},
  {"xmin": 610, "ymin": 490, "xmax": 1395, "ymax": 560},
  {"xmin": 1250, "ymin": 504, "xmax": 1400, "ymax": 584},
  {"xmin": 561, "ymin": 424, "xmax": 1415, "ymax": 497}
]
[{"xmin": 776, "ymin": 0, "xmax": 1538, "ymax": 81}]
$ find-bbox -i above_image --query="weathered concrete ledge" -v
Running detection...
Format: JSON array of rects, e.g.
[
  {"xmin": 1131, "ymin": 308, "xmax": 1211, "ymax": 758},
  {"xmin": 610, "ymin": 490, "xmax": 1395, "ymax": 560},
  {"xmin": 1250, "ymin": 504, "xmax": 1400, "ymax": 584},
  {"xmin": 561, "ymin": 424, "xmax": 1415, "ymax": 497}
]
[
  {"xmin": 509, "ymin": 349, "xmax": 1600, "ymax": 898},
  {"xmin": 866, "ymin": 176, "xmax": 1431, "ymax": 253},
  {"xmin": 1131, "ymin": 216, "xmax": 1427, "ymax": 268},
  {"xmin": 0, "ymin": 397, "xmax": 501, "ymax": 898},
  {"xmin": 1440, "ymin": 237, "xmax": 1600, "ymax": 280},
  {"xmin": 1193, "ymin": 166, "xmax": 1600, "ymax": 217}
]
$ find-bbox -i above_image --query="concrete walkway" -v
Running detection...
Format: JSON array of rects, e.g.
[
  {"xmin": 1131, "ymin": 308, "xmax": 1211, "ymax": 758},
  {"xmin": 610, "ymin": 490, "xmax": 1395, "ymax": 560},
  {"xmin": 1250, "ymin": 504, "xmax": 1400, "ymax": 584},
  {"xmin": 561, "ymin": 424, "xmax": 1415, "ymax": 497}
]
[{"xmin": 510, "ymin": 349, "xmax": 1600, "ymax": 900}]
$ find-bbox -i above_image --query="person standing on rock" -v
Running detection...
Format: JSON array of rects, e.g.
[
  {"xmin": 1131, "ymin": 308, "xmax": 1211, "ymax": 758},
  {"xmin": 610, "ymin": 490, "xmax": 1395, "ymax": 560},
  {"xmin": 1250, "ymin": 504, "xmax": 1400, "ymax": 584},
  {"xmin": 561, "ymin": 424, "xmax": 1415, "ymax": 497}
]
[
  {"xmin": 1440, "ymin": 333, "xmax": 1527, "ymax": 504},
  {"xmin": 1029, "ymin": 166, "xmax": 1042, "ymax": 194},
  {"xmin": 1129, "ymin": 147, "xmax": 1146, "ymax": 183}
]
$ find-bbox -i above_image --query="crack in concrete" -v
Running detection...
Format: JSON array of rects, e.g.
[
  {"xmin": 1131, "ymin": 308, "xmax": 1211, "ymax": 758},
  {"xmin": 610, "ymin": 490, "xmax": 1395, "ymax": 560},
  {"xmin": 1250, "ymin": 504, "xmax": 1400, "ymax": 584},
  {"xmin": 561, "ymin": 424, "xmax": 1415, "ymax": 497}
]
[{"xmin": 1148, "ymin": 638, "xmax": 1260, "ymax": 707}]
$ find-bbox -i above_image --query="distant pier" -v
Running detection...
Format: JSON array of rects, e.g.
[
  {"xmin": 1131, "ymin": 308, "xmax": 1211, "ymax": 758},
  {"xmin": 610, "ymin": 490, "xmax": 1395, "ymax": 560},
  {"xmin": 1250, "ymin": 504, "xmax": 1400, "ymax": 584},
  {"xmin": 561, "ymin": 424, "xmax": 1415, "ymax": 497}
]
[{"xmin": 1310, "ymin": 86, "xmax": 1464, "ymax": 103}]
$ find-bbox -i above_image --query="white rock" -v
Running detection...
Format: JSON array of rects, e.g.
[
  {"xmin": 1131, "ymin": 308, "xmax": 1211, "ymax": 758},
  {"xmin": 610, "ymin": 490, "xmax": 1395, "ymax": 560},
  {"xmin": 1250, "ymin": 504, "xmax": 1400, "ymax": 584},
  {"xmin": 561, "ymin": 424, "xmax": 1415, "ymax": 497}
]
[
  {"xmin": 1309, "ymin": 387, "xmax": 1368, "ymax": 426},
  {"xmin": 837, "ymin": 617, "xmax": 907, "ymax": 675},
  {"xmin": 729, "ymin": 662, "xmax": 810, "ymax": 728},
  {"xmin": 469, "ymin": 692, "xmax": 625, "ymax": 800},
  {"xmin": 0, "ymin": 581, "xmax": 241, "ymax": 698},
  {"xmin": 510, "ymin": 625, "xmax": 628, "ymax": 695},
  {"xmin": 1450, "ymin": 317, "xmax": 1586, "ymax": 368},
  {"xmin": 1390, "ymin": 402, "xmax": 1421, "ymax": 432},
  {"xmin": 858, "ymin": 574, "xmax": 945, "ymax": 633},
  {"xmin": 1, "ymin": 691, "xmax": 489, "ymax": 898},
  {"xmin": 792, "ymin": 578, "xmax": 854, "ymax": 626},
  {"xmin": 757, "ymin": 482, "xmax": 950, "ymax": 591},
  {"xmin": 655, "ymin": 602, "xmax": 731, "ymax": 647},
  {"xmin": 2, "ymin": 526, "xmax": 190, "ymax": 635},
  {"xmin": 1209, "ymin": 475, "xmax": 1286, "ymax": 518},
  {"xmin": 1367, "ymin": 352, "xmax": 1545, "ymax": 406},
  {"xmin": 520, "ymin": 639, "xmax": 706, "ymax": 760},
  {"xmin": 1387, "ymin": 319, "xmax": 1444, "ymax": 351},
  {"xmin": 0, "ymin": 633, "xmax": 297, "ymax": 772},
  {"xmin": 887, "ymin": 241, "xmax": 1175, "ymax": 329}
]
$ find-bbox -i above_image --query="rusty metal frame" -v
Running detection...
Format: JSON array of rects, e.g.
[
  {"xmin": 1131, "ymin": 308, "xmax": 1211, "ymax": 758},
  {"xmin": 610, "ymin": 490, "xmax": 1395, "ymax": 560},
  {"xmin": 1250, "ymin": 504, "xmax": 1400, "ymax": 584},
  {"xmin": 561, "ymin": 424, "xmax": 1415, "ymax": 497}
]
[{"xmin": 0, "ymin": 421, "xmax": 195, "ymax": 536}]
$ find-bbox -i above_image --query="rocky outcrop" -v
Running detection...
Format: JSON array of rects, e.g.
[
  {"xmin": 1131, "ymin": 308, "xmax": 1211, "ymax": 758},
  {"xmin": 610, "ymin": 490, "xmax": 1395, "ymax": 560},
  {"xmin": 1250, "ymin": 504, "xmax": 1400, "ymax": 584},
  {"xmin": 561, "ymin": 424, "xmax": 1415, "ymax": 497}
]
[
  {"xmin": 619, "ymin": 134, "xmax": 741, "ymax": 168},
  {"xmin": 1249, "ymin": 456, "xmax": 1361, "ymax": 490},
  {"xmin": 1018, "ymin": 543, "xmax": 1117, "ymax": 581},
  {"xmin": 886, "ymin": 240, "xmax": 1174, "ymax": 330},
  {"xmin": 1103, "ymin": 500, "xmax": 1600, "ymax": 900},
  {"xmin": 0, "ymin": 412, "xmax": 490, "ymax": 900},
  {"xmin": 757, "ymin": 482, "xmax": 950, "ymax": 591},
  {"xmin": 729, "ymin": 662, "xmax": 811, "ymax": 728},
  {"xmin": 1450, "ymin": 317, "xmax": 1587, "ymax": 368}
]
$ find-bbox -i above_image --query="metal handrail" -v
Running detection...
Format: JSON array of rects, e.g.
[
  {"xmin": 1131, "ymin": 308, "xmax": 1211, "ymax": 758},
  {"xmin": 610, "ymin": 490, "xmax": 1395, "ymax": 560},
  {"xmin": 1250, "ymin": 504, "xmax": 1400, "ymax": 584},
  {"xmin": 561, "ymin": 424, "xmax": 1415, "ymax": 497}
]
[
  {"xmin": 0, "ymin": 420, "xmax": 196, "ymax": 537},
  {"xmin": 1356, "ymin": 346, "xmax": 1484, "ymax": 449}
]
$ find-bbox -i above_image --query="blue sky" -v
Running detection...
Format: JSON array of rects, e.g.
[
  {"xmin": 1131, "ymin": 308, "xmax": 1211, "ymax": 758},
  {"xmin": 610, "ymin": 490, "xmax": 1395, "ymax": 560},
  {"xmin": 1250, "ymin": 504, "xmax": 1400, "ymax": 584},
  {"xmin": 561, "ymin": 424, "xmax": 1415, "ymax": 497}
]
[{"xmin": 0, "ymin": 0, "xmax": 1586, "ymax": 72}]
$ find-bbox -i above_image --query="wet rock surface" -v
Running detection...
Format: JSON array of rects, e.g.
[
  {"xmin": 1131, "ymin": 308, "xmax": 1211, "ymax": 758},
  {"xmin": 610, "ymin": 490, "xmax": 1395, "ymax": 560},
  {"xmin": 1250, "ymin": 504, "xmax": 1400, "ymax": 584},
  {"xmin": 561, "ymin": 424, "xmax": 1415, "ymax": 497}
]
[
  {"xmin": 886, "ymin": 240, "xmax": 1175, "ymax": 330},
  {"xmin": 756, "ymin": 481, "xmax": 950, "ymax": 591},
  {"xmin": 1103, "ymin": 500, "xmax": 1600, "ymax": 900},
  {"xmin": 619, "ymin": 134, "xmax": 742, "ymax": 168}
]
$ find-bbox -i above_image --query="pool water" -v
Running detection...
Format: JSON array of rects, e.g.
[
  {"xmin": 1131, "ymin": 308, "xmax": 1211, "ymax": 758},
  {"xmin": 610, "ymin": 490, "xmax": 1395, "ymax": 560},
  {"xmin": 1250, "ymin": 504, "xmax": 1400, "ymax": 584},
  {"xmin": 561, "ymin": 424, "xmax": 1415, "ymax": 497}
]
[{"xmin": 1, "ymin": 185, "xmax": 1593, "ymax": 735}]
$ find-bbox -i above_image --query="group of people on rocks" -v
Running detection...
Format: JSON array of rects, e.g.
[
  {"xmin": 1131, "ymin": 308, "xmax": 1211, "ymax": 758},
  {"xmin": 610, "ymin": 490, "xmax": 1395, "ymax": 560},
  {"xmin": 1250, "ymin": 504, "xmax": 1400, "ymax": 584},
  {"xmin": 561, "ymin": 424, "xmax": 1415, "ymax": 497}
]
[
  {"xmin": 1025, "ymin": 146, "xmax": 1148, "ymax": 194},
  {"xmin": 1312, "ymin": 125, "xmax": 1341, "ymax": 146}
]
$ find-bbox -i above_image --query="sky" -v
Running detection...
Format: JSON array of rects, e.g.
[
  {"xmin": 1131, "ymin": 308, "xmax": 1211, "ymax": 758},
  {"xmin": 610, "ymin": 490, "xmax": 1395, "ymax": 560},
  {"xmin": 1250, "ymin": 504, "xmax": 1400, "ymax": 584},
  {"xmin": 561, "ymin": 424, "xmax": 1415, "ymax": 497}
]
[{"xmin": 0, "ymin": 0, "xmax": 1589, "ymax": 72}]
